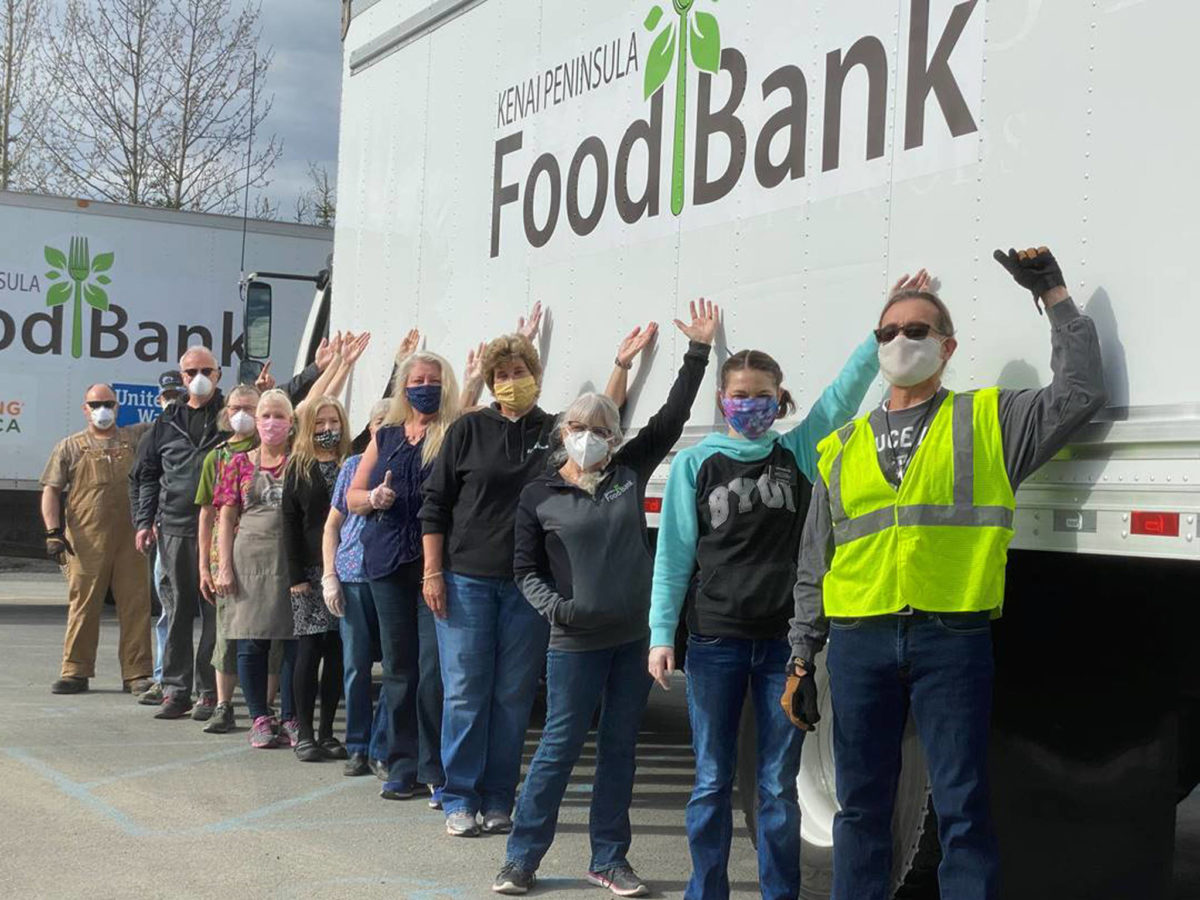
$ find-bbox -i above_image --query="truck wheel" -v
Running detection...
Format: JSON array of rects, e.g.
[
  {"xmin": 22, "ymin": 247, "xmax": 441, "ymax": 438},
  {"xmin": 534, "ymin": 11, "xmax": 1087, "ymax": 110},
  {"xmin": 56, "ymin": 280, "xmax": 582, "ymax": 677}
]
[{"xmin": 736, "ymin": 655, "xmax": 940, "ymax": 899}]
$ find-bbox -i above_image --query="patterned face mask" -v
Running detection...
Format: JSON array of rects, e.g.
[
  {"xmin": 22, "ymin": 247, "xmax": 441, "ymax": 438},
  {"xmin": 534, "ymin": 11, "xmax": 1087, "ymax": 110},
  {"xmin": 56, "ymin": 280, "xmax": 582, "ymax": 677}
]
[
  {"xmin": 314, "ymin": 430, "xmax": 342, "ymax": 449},
  {"xmin": 720, "ymin": 395, "xmax": 779, "ymax": 440}
]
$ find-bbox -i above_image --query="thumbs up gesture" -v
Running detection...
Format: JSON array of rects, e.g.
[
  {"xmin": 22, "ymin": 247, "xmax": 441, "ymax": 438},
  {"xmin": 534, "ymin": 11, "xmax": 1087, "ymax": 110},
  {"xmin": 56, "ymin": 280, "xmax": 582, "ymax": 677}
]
[{"xmin": 369, "ymin": 469, "xmax": 396, "ymax": 511}]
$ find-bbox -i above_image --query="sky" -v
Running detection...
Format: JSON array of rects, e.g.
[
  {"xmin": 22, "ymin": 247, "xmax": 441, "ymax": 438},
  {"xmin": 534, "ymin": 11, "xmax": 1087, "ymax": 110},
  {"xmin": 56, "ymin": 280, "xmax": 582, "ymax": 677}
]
[{"xmin": 255, "ymin": 0, "xmax": 344, "ymax": 215}]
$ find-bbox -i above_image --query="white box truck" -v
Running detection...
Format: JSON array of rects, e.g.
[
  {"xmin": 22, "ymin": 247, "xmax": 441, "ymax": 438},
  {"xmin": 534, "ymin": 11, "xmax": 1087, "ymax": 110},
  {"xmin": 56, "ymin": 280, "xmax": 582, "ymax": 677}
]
[
  {"xmin": 0, "ymin": 190, "xmax": 333, "ymax": 556},
  {"xmin": 297, "ymin": 1, "xmax": 1197, "ymax": 896}
]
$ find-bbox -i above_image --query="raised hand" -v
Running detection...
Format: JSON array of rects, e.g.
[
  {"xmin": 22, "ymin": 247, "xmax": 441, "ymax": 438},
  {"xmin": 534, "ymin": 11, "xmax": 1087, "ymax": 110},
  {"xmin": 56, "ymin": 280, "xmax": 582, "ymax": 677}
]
[
  {"xmin": 344, "ymin": 331, "xmax": 371, "ymax": 365},
  {"xmin": 370, "ymin": 470, "xmax": 396, "ymax": 511},
  {"xmin": 314, "ymin": 337, "xmax": 335, "ymax": 372},
  {"xmin": 889, "ymin": 269, "xmax": 931, "ymax": 298},
  {"xmin": 398, "ymin": 328, "xmax": 420, "ymax": 358},
  {"xmin": 464, "ymin": 341, "xmax": 487, "ymax": 383},
  {"xmin": 518, "ymin": 301, "xmax": 543, "ymax": 341},
  {"xmin": 673, "ymin": 298, "xmax": 720, "ymax": 345},
  {"xmin": 254, "ymin": 360, "xmax": 276, "ymax": 392},
  {"xmin": 616, "ymin": 322, "xmax": 659, "ymax": 368},
  {"xmin": 993, "ymin": 246, "xmax": 1066, "ymax": 312}
]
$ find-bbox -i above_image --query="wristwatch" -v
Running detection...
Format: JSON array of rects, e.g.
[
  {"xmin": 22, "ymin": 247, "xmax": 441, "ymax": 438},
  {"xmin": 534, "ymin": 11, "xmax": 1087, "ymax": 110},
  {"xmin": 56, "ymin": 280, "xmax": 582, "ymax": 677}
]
[
  {"xmin": 613, "ymin": 356, "xmax": 633, "ymax": 370},
  {"xmin": 788, "ymin": 657, "xmax": 812, "ymax": 676}
]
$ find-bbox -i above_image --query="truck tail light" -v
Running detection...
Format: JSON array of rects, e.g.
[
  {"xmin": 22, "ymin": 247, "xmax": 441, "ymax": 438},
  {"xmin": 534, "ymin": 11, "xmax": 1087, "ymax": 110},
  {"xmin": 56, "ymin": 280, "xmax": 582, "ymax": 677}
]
[
  {"xmin": 1130, "ymin": 511, "xmax": 1179, "ymax": 537},
  {"xmin": 644, "ymin": 497, "xmax": 663, "ymax": 514}
]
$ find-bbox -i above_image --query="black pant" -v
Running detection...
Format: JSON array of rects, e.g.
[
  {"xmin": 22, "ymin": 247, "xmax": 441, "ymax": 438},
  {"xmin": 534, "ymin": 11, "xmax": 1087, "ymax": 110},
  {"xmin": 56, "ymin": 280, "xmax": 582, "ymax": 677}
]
[
  {"xmin": 158, "ymin": 532, "xmax": 215, "ymax": 701},
  {"xmin": 294, "ymin": 630, "xmax": 343, "ymax": 743}
]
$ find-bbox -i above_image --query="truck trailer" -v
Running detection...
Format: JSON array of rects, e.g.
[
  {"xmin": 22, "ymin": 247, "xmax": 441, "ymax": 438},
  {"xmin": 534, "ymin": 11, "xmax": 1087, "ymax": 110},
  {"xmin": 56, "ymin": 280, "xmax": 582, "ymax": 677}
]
[{"xmin": 284, "ymin": 1, "xmax": 1197, "ymax": 896}]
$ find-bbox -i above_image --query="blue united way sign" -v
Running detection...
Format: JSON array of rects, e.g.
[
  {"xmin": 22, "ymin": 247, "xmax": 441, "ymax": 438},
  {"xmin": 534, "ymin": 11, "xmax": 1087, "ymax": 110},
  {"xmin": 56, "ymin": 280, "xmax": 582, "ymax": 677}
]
[{"xmin": 113, "ymin": 382, "xmax": 161, "ymax": 427}]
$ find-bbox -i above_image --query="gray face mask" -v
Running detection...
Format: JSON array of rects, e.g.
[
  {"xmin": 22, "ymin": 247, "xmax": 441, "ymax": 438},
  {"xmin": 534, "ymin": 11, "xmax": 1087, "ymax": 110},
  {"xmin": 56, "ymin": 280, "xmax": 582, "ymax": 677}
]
[{"xmin": 877, "ymin": 335, "xmax": 944, "ymax": 387}]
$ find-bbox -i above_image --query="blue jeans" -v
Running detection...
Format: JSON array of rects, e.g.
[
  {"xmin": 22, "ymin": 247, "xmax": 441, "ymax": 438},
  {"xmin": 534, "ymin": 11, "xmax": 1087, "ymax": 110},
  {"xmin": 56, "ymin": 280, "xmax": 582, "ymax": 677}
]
[
  {"xmin": 684, "ymin": 635, "xmax": 803, "ymax": 900},
  {"xmin": 437, "ymin": 572, "xmax": 549, "ymax": 817},
  {"xmin": 371, "ymin": 565, "xmax": 445, "ymax": 787},
  {"xmin": 238, "ymin": 638, "xmax": 297, "ymax": 721},
  {"xmin": 506, "ymin": 638, "xmax": 652, "ymax": 873},
  {"xmin": 340, "ymin": 581, "xmax": 382, "ymax": 755},
  {"xmin": 826, "ymin": 611, "xmax": 998, "ymax": 900}
]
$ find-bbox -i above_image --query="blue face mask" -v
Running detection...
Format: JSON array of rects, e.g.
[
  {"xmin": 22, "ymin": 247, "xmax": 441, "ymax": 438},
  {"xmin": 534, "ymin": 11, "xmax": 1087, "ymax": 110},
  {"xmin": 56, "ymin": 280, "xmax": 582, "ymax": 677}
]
[
  {"xmin": 406, "ymin": 384, "xmax": 442, "ymax": 414},
  {"xmin": 721, "ymin": 395, "xmax": 779, "ymax": 439}
]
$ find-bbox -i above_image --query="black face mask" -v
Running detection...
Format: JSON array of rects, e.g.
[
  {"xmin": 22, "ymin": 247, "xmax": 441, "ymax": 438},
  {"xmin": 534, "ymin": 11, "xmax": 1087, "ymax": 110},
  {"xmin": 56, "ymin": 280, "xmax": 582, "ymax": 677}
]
[{"xmin": 314, "ymin": 430, "xmax": 342, "ymax": 449}]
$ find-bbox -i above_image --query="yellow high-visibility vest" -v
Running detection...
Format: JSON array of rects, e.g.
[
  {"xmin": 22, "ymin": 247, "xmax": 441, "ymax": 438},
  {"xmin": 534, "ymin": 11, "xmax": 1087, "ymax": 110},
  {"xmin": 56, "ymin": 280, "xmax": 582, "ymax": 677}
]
[{"xmin": 816, "ymin": 388, "xmax": 1015, "ymax": 617}]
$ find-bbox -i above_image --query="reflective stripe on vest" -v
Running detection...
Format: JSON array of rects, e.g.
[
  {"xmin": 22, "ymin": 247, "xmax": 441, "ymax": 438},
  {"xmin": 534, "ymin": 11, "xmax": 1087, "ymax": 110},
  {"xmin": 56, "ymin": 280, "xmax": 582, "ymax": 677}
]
[{"xmin": 816, "ymin": 389, "xmax": 1016, "ymax": 617}]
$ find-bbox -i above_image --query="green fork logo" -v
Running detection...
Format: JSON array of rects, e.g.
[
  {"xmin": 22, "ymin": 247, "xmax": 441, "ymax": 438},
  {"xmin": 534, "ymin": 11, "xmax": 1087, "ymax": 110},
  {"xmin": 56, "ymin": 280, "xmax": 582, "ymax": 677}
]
[
  {"xmin": 43, "ymin": 236, "xmax": 115, "ymax": 359},
  {"xmin": 644, "ymin": 0, "xmax": 722, "ymax": 216}
]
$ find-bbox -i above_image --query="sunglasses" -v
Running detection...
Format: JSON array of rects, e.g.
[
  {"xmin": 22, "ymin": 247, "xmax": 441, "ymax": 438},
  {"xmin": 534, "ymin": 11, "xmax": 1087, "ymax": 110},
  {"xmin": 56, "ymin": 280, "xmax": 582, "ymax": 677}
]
[
  {"xmin": 86, "ymin": 400, "xmax": 116, "ymax": 410},
  {"xmin": 873, "ymin": 323, "xmax": 942, "ymax": 345},
  {"xmin": 566, "ymin": 421, "xmax": 614, "ymax": 441},
  {"xmin": 184, "ymin": 367, "xmax": 216, "ymax": 378}
]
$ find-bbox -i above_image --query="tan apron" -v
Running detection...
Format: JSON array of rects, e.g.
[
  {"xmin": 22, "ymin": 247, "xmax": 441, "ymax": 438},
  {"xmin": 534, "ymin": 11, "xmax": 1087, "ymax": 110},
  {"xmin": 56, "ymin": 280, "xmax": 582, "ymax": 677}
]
[{"xmin": 221, "ymin": 454, "xmax": 295, "ymax": 640}]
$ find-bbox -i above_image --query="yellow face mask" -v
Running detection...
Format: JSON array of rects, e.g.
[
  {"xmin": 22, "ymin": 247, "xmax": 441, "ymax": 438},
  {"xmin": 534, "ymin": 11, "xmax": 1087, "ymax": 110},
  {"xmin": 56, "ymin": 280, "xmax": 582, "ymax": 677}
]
[{"xmin": 493, "ymin": 375, "xmax": 539, "ymax": 413}]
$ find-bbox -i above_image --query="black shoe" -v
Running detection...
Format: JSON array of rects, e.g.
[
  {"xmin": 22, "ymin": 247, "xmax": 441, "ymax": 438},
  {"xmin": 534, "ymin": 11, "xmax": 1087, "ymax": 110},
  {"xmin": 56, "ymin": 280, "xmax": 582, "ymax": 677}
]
[
  {"xmin": 203, "ymin": 702, "xmax": 236, "ymax": 734},
  {"xmin": 369, "ymin": 758, "xmax": 388, "ymax": 780},
  {"xmin": 154, "ymin": 695, "xmax": 194, "ymax": 719},
  {"xmin": 343, "ymin": 753, "xmax": 370, "ymax": 776},
  {"xmin": 294, "ymin": 739, "xmax": 323, "ymax": 762},
  {"xmin": 493, "ymin": 863, "xmax": 536, "ymax": 895},
  {"xmin": 51, "ymin": 677, "xmax": 89, "ymax": 695},
  {"xmin": 318, "ymin": 736, "xmax": 349, "ymax": 760}
]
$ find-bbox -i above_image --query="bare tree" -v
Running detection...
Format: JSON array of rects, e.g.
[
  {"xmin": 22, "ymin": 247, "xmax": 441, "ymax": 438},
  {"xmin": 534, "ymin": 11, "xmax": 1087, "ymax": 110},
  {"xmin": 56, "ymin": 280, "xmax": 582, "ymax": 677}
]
[
  {"xmin": 253, "ymin": 193, "xmax": 277, "ymax": 220},
  {"xmin": 0, "ymin": 0, "xmax": 49, "ymax": 190},
  {"xmin": 304, "ymin": 161, "xmax": 335, "ymax": 227},
  {"xmin": 154, "ymin": 0, "xmax": 280, "ymax": 213}
]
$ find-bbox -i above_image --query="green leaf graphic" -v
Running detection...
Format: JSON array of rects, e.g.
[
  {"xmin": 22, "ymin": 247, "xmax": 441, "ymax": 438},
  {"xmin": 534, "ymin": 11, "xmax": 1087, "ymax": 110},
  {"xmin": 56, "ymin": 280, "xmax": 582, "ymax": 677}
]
[
  {"xmin": 96, "ymin": 275, "xmax": 111, "ymax": 285},
  {"xmin": 690, "ymin": 11, "xmax": 721, "ymax": 73},
  {"xmin": 45, "ymin": 270, "xmax": 61, "ymax": 280},
  {"xmin": 644, "ymin": 21, "xmax": 676, "ymax": 99},
  {"xmin": 84, "ymin": 284, "xmax": 110, "ymax": 311},
  {"xmin": 45, "ymin": 282, "xmax": 72, "ymax": 306},
  {"xmin": 645, "ymin": 4, "xmax": 663, "ymax": 29},
  {"xmin": 90, "ymin": 252, "xmax": 114, "ymax": 273},
  {"xmin": 45, "ymin": 246, "xmax": 66, "ymax": 269}
]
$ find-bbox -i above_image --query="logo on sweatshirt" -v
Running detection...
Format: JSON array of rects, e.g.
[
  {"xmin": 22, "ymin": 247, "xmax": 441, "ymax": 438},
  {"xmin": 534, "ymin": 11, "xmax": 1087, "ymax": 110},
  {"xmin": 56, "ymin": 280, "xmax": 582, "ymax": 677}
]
[{"xmin": 707, "ymin": 473, "xmax": 796, "ymax": 530}]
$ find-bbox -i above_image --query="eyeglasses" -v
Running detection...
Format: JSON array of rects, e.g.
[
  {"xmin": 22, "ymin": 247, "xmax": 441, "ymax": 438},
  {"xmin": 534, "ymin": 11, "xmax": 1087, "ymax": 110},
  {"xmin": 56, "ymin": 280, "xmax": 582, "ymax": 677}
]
[
  {"xmin": 873, "ymin": 323, "xmax": 943, "ymax": 345},
  {"xmin": 183, "ymin": 367, "xmax": 216, "ymax": 377},
  {"xmin": 566, "ymin": 421, "xmax": 614, "ymax": 440},
  {"xmin": 86, "ymin": 400, "xmax": 116, "ymax": 410}
]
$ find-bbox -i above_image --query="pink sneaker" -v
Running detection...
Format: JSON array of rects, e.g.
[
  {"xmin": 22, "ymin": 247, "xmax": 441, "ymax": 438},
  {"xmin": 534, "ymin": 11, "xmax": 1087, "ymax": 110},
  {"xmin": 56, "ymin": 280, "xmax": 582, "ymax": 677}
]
[
  {"xmin": 276, "ymin": 718, "xmax": 300, "ymax": 748},
  {"xmin": 249, "ymin": 715, "xmax": 277, "ymax": 749}
]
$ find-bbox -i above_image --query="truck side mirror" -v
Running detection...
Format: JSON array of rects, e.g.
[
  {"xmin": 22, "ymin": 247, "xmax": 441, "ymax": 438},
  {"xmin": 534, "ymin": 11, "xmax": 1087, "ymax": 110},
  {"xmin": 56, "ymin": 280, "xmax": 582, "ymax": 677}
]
[{"xmin": 244, "ymin": 280, "xmax": 273, "ymax": 360}]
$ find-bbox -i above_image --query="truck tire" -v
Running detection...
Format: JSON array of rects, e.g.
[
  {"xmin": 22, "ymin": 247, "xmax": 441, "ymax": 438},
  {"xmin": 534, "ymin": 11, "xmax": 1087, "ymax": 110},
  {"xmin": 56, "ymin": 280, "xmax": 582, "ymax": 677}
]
[{"xmin": 736, "ymin": 655, "xmax": 940, "ymax": 899}]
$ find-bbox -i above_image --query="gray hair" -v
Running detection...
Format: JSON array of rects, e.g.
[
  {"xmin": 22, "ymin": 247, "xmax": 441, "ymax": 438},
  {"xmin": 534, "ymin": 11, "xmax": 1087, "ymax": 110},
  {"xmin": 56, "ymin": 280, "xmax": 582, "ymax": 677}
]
[
  {"xmin": 179, "ymin": 345, "xmax": 218, "ymax": 368},
  {"xmin": 369, "ymin": 398, "xmax": 391, "ymax": 423},
  {"xmin": 549, "ymin": 392, "xmax": 623, "ymax": 469}
]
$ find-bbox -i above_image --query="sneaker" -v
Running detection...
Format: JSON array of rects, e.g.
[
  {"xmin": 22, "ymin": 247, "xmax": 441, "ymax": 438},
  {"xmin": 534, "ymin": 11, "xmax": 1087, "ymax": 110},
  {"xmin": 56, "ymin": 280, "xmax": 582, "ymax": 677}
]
[
  {"xmin": 50, "ymin": 676, "xmax": 88, "ymax": 695},
  {"xmin": 492, "ymin": 863, "xmax": 536, "ymax": 895},
  {"xmin": 445, "ymin": 810, "xmax": 481, "ymax": 837},
  {"xmin": 428, "ymin": 785, "xmax": 445, "ymax": 810},
  {"xmin": 369, "ymin": 758, "xmax": 388, "ymax": 780},
  {"xmin": 344, "ymin": 753, "xmax": 370, "ymax": 777},
  {"xmin": 154, "ymin": 694, "xmax": 193, "ymax": 719},
  {"xmin": 380, "ymin": 781, "xmax": 415, "ymax": 800},
  {"xmin": 482, "ymin": 811, "xmax": 513, "ymax": 835},
  {"xmin": 249, "ymin": 715, "xmax": 277, "ymax": 749},
  {"xmin": 317, "ymin": 737, "xmax": 348, "ymax": 760},
  {"xmin": 137, "ymin": 683, "xmax": 164, "ymax": 706},
  {"xmin": 191, "ymin": 696, "xmax": 217, "ymax": 721},
  {"xmin": 125, "ymin": 677, "xmax": 153, "ymax": 695},
  {"xmin": 586, "ymin": 865, "xmax": 648, "ymax": 897},
  {"xmin": 276, "ymin": 718, "xmax": 300, "ymax": 748},
  {"xmin": 203, "ymin": 702, "xmax": 236, "ymax": 734},
  {"xmin": 294, "ymin": 739, "xmax": 323, "ymax": 762}
]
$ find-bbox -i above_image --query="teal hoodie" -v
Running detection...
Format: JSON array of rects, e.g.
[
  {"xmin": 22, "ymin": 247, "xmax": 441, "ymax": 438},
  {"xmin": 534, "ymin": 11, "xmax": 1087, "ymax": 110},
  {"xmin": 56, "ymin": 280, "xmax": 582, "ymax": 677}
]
[{"xmin": 648, "ymin": 334, "xmax": 879, "ymax": 648}]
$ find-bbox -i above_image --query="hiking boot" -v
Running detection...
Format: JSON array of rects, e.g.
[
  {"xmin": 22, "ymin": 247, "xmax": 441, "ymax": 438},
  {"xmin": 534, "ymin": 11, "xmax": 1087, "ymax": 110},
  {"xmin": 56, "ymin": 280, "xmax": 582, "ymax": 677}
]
[
  {"xmin": 125, "ymin": 677, "xmax": 153, "ymax": 695},
  {"xmin": 587, "ymin": 865, "xmax": 648, "ymax": 897},
  {"xmin": 191, "ymin": 696, "xmax": 217, "ymax": 721},
  {"xmin": 369, "ymin": 758, "xmax": 388, "ymax": 780},
  {"xmin": 428, "ymin": 785, "xmax": 445, "ymax": 810},
  {"xmin": 276, "ymin": 718, "xmax": 300, "ymax": 748},
  {"xmin": 492, "ymin": 863, "xmax": 536, "ymax": 894},
  {"xmin": 380, "ymin": 781, "xmax": 415, "ymax": 800},
  {"xmin": 482, "ymin": 811, "xmax": 513, "ymax": 835},
  {"xmin": 343, "ymin": 753, "xmax": 370, "ymax": 777},
  {"xmin": 50, "ymin": 677, "xmax": 88, "ymax": 695},
  {"xmin": 154, "ymin": 694, "xmax": 193, "ymax": 719},
  {"xmin": 249, "ymin": 715, "xmax": 277, "ymax": 749},
  {"xmin": 203, "ymin": 702, "xmax": 236, "ymax": 734},
  {"xmin": 137, "ymin": 683, "xmax": 164, "ymax": 706},
  {"xmin": 294, "ymin": 739, "xmax": 323, "ymax": 762},
  {"xmin": 317, "ymin": 737, "xmax": 348, "ymax": 760},
  {"xmin": 445, "ymin": 811, "xmax": 481, "ymax": 837}
]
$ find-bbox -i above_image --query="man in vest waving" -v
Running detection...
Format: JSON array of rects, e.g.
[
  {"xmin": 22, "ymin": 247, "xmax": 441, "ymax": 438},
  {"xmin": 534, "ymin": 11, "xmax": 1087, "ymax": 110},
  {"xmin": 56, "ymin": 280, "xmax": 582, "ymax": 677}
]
[{"xmin": 783, "ymin": 246, "xmax": 1107, "ymax": 900}]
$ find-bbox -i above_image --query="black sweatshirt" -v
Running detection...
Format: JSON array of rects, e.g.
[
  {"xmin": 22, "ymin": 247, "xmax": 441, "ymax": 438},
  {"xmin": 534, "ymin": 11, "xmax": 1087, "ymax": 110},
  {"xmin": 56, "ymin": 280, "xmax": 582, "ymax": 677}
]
[
  {"xmin": 513, "ymin": 341, "xmax": 711, "ymax": 651},
  {"xmin": 282, "ymin": 458, "xmax": 334, "ymax": 587}
]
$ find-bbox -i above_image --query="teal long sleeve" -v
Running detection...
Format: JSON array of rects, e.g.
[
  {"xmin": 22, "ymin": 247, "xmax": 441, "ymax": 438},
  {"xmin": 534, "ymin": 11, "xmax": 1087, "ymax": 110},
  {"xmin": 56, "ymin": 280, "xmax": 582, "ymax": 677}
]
[{"xmin": 649, "ymin": 449, "xmax": 701, "ymax": 648}]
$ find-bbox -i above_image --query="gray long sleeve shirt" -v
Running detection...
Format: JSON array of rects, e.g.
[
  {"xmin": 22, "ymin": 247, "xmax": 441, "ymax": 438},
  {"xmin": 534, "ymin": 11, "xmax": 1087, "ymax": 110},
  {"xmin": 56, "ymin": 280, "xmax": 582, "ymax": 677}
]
[{"xmin": 788, "ymin": 298, "xmax": 1107, "ymax": 662}]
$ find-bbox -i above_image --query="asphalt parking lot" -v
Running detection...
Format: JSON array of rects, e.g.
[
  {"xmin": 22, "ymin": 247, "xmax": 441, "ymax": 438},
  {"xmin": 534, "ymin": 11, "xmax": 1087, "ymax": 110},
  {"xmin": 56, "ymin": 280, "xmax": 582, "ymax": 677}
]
[{"xmin": 1, "ymin": 570, "xmax": 1196, "ymax": 899}]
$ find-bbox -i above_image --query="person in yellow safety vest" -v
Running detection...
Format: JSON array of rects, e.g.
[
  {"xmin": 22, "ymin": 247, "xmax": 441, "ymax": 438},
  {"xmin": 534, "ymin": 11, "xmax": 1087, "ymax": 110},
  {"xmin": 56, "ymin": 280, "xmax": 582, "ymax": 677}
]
[
  {"xmin": 782, "ymin": 247, "xmax": 1108, "ymax": 900},
  {"xmin": 42, "ymin": 383, "xmax": 155, "ymax": 695}
]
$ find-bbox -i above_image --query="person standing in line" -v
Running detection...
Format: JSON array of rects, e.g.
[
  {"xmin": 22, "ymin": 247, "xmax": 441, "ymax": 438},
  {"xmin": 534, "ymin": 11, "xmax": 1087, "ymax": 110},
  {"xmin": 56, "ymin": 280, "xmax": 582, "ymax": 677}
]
[
  {"xmin": 420, "ymin": 310, "xmax": 657, "ymax": 838},
  {"xmin": 322, "ymin": 398, "xmax": 393, "ymax": 776},
  {"xmin": 493, "ymin": 301, "xmax": 718, "ymax": 897},
  {"xmin": 283, "ymin": 396, "xmax": 354, "ymax": 762},
  {"xmin": 785, "ymin": 249, "xmax": 1106, "ymax": 900},
  {"xmin": 42, "ymin": 383, "xmax": 154, "ymax": 695}
]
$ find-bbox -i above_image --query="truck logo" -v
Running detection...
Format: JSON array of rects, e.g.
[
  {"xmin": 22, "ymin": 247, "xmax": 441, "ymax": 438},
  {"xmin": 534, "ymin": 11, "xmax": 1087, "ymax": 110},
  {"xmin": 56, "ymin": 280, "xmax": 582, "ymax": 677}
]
[{"xmin": 43, "ymin": 236, "xmax": 114, "ymax": 359}]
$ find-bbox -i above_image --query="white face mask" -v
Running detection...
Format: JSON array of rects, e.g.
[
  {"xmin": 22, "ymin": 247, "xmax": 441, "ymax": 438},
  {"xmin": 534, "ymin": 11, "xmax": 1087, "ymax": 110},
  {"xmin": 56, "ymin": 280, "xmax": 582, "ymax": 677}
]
[
  {"xmin": 90, "ymin": 407, "xmax": 115, "ymax": 430},
  {"xmin": 877, "ymin": 335, "xmax": 945, "ymax": 388},
  {"xmin": 188, "ymin": 373, "xmax": 214, "ymax": 399},
  {"xmin": 229, "ymin": 411, "xmax": 256, "ymax": 436},
  {"xmin": 564, "ymin": 430, "xmax": 611, "ymax": 471}
]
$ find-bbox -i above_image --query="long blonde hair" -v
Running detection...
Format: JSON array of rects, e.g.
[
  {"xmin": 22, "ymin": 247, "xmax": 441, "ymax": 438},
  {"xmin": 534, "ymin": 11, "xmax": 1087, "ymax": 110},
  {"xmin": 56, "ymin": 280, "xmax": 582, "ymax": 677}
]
[
  {"xmin": 287, "ymin": 395, "xmax": 351, "ymax": 486},
  {"xmin": 385, "ymin": 350, "xmax": 461, "ymax": 466}
]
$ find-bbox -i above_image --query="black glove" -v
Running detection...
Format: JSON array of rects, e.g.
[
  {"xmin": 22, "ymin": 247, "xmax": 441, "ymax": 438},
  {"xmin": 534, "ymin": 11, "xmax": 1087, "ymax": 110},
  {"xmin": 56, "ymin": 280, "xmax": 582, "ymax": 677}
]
[
  {"xmin": 993, "ymin": 246, "xmax": 1066, "ymax": 313},
  {"xmin": 781, "ymin": 659, "xmax": 820, "ymax": 731},
  {"xmin": 45, "ymin": 528, "xmax": 74, "ymax": 565}
]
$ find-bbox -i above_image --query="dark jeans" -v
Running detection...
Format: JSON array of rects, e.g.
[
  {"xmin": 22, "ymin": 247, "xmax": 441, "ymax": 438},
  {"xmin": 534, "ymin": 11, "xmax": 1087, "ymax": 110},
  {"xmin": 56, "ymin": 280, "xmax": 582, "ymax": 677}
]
[
  {"xmin": 370, "ymin": 564, "xmax": 444, "ymax": 788},
  {"xmin": 158, "ymin": 532, "xmax": 215, "ymax": 701},
  {"xmin": 506, "ymin": 638, "xmax": 652, "ymax": 873},
  {"xmin": 238, "ymin": 638, "xmax": 297, "ymax": 721},
  {"xmin": 826, "ymin": 611, "xmax": 999, "ymax": 900},
  {"xmin": 684, "ymin": 635, "xmax": 803, "ymax": 900},
  {"xmin": 341, "ymin": 581, "xmax": 386, "ymax": 757},
  {"xmin": 436, "ymin": 572, "xmax": 549, "ymax": 817}
]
